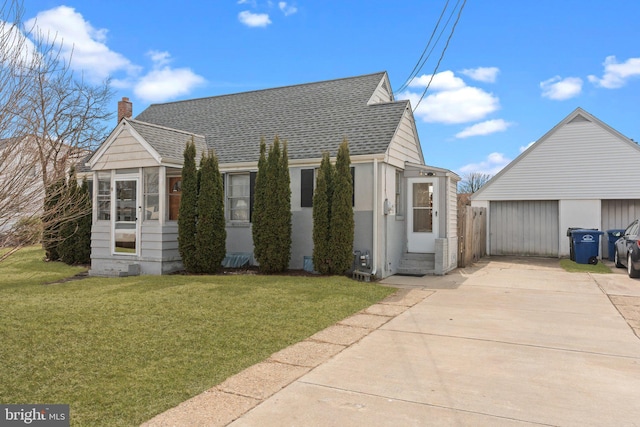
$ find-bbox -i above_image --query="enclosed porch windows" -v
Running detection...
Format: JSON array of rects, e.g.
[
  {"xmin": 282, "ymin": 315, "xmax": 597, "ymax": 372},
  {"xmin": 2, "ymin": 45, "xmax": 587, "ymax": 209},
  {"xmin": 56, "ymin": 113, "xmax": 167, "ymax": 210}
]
[
  {"xmin": 97, "ymin": 172, "xmax": 111, "ymax": 221},
  {"xmin": 144, "ymin": 168, "xmax": 159, "ymax": 221}
]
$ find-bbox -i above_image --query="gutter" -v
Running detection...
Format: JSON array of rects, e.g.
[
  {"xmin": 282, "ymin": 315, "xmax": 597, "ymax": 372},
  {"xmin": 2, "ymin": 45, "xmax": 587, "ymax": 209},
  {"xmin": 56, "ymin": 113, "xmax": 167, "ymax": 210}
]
[{"xmin": 371, "ymin": 158, "xmax": 378, "ymax": 277}]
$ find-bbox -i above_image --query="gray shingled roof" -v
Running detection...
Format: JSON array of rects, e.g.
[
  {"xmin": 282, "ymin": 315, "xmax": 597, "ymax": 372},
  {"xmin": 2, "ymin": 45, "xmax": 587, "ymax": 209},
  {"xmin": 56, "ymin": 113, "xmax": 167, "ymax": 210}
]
[
  {"xmin": 127, "ymin": 120, "xmax": 207, "ymax": 163},
  {"xmin": 134, "ymin": 72, "xmax": 409, "ymax": 164}
]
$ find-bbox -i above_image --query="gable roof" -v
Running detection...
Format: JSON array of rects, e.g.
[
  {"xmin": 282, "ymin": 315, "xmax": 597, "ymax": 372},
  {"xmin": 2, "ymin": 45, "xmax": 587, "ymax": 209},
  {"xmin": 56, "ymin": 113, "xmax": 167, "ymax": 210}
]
[
  {"xmin": 134, "ymin": 72, "xmax": 410, "ymax": 164},
  {"xmin": 87, "ymin": 118, "xmax": 207, "ymax": 170},
  {"xmin": 472, "ymin": 107, "xmax": 640, "ymax": 201},
  {"xmin": 127, "ymin": 119, "xmax": 207, "ymax": 164}
]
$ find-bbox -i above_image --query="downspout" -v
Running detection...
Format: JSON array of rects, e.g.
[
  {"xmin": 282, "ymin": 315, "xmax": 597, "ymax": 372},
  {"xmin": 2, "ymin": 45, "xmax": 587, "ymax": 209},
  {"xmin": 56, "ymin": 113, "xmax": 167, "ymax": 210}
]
[{"xmin": 371, "ymin": 158, "xmax": 378, "ymax": 277}]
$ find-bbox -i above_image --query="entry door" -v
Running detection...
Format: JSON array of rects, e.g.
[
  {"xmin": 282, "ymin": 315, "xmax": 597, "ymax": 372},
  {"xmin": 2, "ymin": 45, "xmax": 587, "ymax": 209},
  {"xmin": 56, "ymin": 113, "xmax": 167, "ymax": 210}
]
[
  {"xmin": 407, "ymin": 178, "xmax": 438, "ymax": 253},
  {"xmin": 114, "ymin": 179, "xmax": 138, "ymax": 254}
]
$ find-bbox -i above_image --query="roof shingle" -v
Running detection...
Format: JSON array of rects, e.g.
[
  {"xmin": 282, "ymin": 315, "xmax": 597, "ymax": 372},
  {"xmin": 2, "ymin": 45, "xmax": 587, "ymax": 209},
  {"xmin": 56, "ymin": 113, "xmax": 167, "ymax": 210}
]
[{"xmin": 134, "ymin": 72, "xmax": 408, "ymax": 164}]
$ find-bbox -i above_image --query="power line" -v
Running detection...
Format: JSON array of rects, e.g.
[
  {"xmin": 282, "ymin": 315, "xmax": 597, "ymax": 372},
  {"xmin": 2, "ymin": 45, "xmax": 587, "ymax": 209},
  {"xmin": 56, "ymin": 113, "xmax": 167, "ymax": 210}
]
[
  {"xmin": 396, "ymin": 0, "xmax": 451, "ymax": 93},
  {"xmin": 412, "ymin": 0, "xmax": 467, "ymax": 112}
]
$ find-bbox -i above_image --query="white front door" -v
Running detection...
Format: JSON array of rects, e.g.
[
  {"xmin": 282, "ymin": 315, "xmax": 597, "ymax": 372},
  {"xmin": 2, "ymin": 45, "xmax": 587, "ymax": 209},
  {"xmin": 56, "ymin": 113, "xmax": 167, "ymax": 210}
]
[{"xmin": 407, "ymin": 178, "xmax": 438, "ymax": 253}]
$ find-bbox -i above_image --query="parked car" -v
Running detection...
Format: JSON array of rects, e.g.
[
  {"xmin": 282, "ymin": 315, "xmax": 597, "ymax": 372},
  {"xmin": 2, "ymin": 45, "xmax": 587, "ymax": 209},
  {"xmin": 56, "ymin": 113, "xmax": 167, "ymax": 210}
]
[{"xmin": 614, "ymin": 219, "xmax": 640, "ymax": 278}]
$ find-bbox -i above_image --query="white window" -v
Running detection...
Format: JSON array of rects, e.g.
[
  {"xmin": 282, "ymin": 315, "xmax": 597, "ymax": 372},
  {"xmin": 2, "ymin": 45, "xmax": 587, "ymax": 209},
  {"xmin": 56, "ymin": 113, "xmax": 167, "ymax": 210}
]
[
  {"xmin": 166, "ymin": 167, "xmax": 182, "ymax": 221},
  {"xmin": 228, "ymin": 174, "xmax": 250, "ymax": 221},
  {"xmin": 395, "ymin": 169, "xmax": 404, "ymax": 217},
  {"xmin": 97, "ymin": 172, "xmax": 111, "ymax": 221},
  {"xmin": 143, "ymin": 168, "xmax": 159, "ymax": 221}
]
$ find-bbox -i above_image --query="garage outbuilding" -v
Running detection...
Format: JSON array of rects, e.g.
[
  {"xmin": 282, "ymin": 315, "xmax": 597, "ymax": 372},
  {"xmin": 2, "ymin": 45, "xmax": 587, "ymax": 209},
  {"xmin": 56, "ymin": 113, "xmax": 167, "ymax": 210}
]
[{"xmin": 471, "ymin": 108, "xmax": 639, "ymax": 259}]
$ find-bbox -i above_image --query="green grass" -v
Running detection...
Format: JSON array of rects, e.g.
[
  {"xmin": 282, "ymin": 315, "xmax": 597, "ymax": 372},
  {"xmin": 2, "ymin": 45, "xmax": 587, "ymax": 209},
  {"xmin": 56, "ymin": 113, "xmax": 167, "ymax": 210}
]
[
  {"xmin": 0, "ymin": 247, "xmax": 396, "ymax": 426},
  {"xmin": 559, "ymin": 258, "xmax": 612, "ymax": 273}
]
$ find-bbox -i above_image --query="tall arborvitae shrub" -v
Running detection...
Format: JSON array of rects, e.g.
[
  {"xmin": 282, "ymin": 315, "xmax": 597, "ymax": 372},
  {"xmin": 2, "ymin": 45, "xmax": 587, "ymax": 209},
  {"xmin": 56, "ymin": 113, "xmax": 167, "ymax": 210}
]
[
  {"xmin": 58, "ymin": 174, "xmax": 92, "ymax": 265},
  {"xmin": 178, "ymin": 139, "xmax": 198, "ymax": 272},
  {"xmin": 74, "ymin": 178, "xmax": 92, "ymax": 264},
  {"xmin": 42, "ymin": 176, "xmax": 66, "ymax": 261},
  {"xmin": 251, "ymin": 138, "xmax": 268, "ymax": 266},
  {"xmin": 329, "ymin": 138, "xmax": 354, "ymax": 274},
  {"xmin": 312, "ymin": 152, "xmax": 334, "ymax": 274},
  {"xmin": 253, "ymin": 136, "xmax": 291, "ymax": 273},
  {"xmin": 194, "ymin": 150, "xmax": 226, "ymax": 273},
  {"xmin": 275, "ymin": 142, "xmax": 292, "ymax": 270},
  {"xmin": 57, "ymin": 171, "xmax": 77, "ymax": 264}
]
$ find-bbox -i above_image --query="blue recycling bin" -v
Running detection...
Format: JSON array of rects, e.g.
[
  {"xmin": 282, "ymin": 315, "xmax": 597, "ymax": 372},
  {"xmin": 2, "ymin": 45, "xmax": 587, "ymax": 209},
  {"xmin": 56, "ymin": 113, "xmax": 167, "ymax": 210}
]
[
  {"xmin": 571, "ymin": 229, "xmax": 604, "ymax": 264},
  {"xmin": 606, "ymin": 229, "xmax": 625, "ymax": 261}
]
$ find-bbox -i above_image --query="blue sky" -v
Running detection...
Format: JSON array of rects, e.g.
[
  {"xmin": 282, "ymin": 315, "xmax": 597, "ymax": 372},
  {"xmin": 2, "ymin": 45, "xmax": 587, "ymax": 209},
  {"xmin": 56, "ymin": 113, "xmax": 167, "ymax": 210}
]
[{"xmin": 22, "ymin": 0, "xmax": 640, "ymax": 177}]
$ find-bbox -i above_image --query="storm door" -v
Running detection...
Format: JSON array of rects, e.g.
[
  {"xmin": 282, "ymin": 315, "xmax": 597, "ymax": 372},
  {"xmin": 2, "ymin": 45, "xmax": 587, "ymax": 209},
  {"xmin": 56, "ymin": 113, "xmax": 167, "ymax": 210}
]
[
  {"xmin": 407, "ymin": 178, "xmax": 438, "ymax": 253},
  {"xmin": 114, "ymin": 179, "xmax": 138, "ymax": 254}
]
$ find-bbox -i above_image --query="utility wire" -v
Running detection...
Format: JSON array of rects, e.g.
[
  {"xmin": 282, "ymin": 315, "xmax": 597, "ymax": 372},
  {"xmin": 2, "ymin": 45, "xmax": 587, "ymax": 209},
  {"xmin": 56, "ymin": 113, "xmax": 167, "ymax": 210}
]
[
  {"xmin": 396, "ymin": 0, "xmax": 451, "ymax": 93},
  {"xmin": 412, "ymin": 0, "xmax": 467, "ymax": 112},
  {"xmin": 402, "ymin": 0, "xmax": 462, "ymax": 92}
]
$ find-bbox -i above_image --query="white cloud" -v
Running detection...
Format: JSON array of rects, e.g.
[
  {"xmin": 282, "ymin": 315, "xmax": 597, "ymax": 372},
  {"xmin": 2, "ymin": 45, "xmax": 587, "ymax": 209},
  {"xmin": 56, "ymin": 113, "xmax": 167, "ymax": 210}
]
[
  {"xmin": 147, "ymin": 50, "xmax": 171, "ymax": 67},
  {"xmin": 588, "ymin": 55, "xmax": 640, "ymax": 89},
  {"xmin": 23, "ymin": 6, "xmax": 206, "ymax": 103},
  {"xmin": 540, "ymin": 76, "xmax": 583, "ymax": 100},
  {"xmin": 455, "ymin": 119, "xmax": 512, "ymax": 139},
  {"xmin": 458, "ymin": 152, "xmax": 511, "ymax": 176},
  {"xmin": 408, "ymin": 70, "xmax": 465, "ymax": 91},
  {"xmin": 460, "ymin": 67, "xmax": 499, "ymax": 83},
  {"xmin": 25, "ymin": 6, "xmax": 138, "ymax": 83},
  {"xmin": 0, "ymin": 20, "xmax": 38, "ymax": 65},
  {"xmin": 519, "ymin": 141, "xmax": 535, "ymax": 153},
  {"xmin": 400, "ymin": 70, "xmax": 500, "ymax": 124},
  {"xmin": 238, "ymin": 10, "xmax": 272, "ymax": 27},
  {"xmin": 133, "ymin": 51, "xmax": 206, "ymax": 103},
  {"xmin": 278, "ymin": 2, "xmax": 298, "ymax": 16}
]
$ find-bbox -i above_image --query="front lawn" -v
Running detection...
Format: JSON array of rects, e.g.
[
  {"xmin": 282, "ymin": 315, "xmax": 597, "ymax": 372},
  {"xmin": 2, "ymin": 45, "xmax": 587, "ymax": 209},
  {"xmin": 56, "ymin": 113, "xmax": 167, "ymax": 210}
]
[{"xmin": 0, "ymin": 247, "xmax": 395, "ymax": 426}]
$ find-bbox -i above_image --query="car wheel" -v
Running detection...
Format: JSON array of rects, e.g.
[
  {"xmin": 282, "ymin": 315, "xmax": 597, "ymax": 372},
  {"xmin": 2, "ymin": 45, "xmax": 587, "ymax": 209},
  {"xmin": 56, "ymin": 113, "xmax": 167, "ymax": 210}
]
[
  {"xmin": 628, "ymin": 253, "xmax": 640, "ymax": 278},
  {"xmin": 614, "ymin": 249, "xmax": 624, "ymax": 268}
]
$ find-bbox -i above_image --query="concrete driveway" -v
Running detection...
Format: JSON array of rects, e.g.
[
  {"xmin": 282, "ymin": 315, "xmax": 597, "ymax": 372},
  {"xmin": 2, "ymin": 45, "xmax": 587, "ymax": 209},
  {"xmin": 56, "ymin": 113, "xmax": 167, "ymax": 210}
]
[
  {"xmin": 144, "ymin": 257, "xmax": 640, "ymax": 426},
  {"xmin": 230, "ymin": 257, "xmax": 640, "ymax": 426}
]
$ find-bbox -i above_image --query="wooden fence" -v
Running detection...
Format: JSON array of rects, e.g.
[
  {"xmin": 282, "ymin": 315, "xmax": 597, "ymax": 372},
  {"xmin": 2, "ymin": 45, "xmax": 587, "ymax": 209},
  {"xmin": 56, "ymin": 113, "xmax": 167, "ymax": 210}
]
[{"xmin": 457, "ymin": 205, "xmax": 487, "ymax": 268}]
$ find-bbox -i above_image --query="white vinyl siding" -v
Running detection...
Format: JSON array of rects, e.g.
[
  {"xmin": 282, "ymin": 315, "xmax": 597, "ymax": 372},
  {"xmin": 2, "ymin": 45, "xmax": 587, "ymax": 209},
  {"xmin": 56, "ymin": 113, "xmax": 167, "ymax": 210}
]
[
  {"xmin": 386, "ymin": 107, "xmax": 423, "ymax": 169},
  {"xmin": 475, "ymin": 119, "xmax": 640, "ymax": 201},
  {"xmin": 447, "ymin": 177, "xmax": 457, "ymax": 239},
  {"xmin": 490, "ymin": 201, "xmax": 559, "ymax": 256},
  {"xmin": 93, "ymin": 129, "xmax": 158, "ymax": 170},
  {"xmin": 367, "ymin": 76, "xmax": 394, "ymax": 104}
]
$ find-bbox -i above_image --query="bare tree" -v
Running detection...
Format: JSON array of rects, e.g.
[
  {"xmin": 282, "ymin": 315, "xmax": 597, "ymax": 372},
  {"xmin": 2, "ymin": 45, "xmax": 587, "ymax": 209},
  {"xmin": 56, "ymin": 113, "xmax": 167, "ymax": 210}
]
[
  {"xmin": 0, "ymin": 0, "xmax": 112, "ymax": 257},
  {"xmin": 458, "ymin": 172, "xmax": 492, "ymax": 194}
]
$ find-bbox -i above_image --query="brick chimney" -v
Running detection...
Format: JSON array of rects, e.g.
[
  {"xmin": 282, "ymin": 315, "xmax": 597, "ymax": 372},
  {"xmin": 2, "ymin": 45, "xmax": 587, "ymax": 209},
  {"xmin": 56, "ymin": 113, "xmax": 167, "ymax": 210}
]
[{"xmin": 118, "ymin": 97, "xmax": 132, "ymax": 123}]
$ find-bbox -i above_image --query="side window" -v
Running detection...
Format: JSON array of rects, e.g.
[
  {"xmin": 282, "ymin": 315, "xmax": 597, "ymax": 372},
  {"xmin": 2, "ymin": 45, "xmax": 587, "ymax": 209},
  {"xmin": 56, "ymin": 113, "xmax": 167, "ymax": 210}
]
[
  {"xmin": 351, "ymin": 166, "xmax": 355, "ymax": 207},
  {"xmin": 395, "ymin": 169, "xmax": 403, "ymax": 216},
  {"xmin": 97, "ymin": 172, "xmax": 111, "ymax": 221},
  {"xmin": 227, "ymin": 173, "xmax": 250, "ymax": 221},
  {"xmin": 301, "ymin": 169, "xmax": 314, "ymax": 208},
  {"xmin": 167, "ymin": 176, "xmax": 181, "ymax": 221},
  {"xmin": 630, "ymin": 221, "xmax": 640, "ymax": 237},
  {"xmin": 144, "ymin": 168, "xmax": 159, "ymax": 221}
]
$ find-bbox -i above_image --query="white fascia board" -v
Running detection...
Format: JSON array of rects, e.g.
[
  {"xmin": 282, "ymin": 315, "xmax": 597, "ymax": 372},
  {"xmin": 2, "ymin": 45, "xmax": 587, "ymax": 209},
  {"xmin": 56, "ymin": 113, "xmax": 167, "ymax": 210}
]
[{"xmin": 88, "ymin": 119, "xmax": 162, "ymax": 169}]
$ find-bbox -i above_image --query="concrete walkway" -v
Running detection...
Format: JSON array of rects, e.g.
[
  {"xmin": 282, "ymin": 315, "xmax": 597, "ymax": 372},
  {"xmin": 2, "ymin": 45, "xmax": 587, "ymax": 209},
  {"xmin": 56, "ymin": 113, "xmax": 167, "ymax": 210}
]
[{"xmin": 144, "ymin": 257, "xmax": 640, "ymax": 426}]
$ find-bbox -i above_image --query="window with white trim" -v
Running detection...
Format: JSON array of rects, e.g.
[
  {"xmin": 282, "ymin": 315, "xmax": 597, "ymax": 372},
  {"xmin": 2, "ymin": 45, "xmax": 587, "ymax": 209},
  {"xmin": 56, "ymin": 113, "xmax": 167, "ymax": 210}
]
[
  {"xmin": 227, "ymin": 173, "xmax": 250, "ymax": 221},
  {"xmin": 143, "ymin": 168, "xmax": 159, "ymax": 221},
  {"xmin": 97, "ymin": 172, "xmax": 111, "ymax": 221}
]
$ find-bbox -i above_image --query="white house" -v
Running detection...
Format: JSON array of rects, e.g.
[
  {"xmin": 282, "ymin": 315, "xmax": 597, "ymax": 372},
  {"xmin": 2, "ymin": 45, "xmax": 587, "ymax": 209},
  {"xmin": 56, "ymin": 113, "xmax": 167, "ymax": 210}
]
[
  {"xmin": 471, "ymin": 107, "xmax": 639, "ymax": 259},
  {"xmin": 87, "ymin": 72, "xmax": 460, "ymax": 277}
]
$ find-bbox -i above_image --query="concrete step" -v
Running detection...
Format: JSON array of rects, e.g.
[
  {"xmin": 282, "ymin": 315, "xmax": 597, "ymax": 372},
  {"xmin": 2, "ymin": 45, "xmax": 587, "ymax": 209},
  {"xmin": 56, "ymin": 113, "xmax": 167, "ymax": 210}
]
[{"xmin": 397, "ymin": 253, "xmax": 435, "ymax": 276}]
